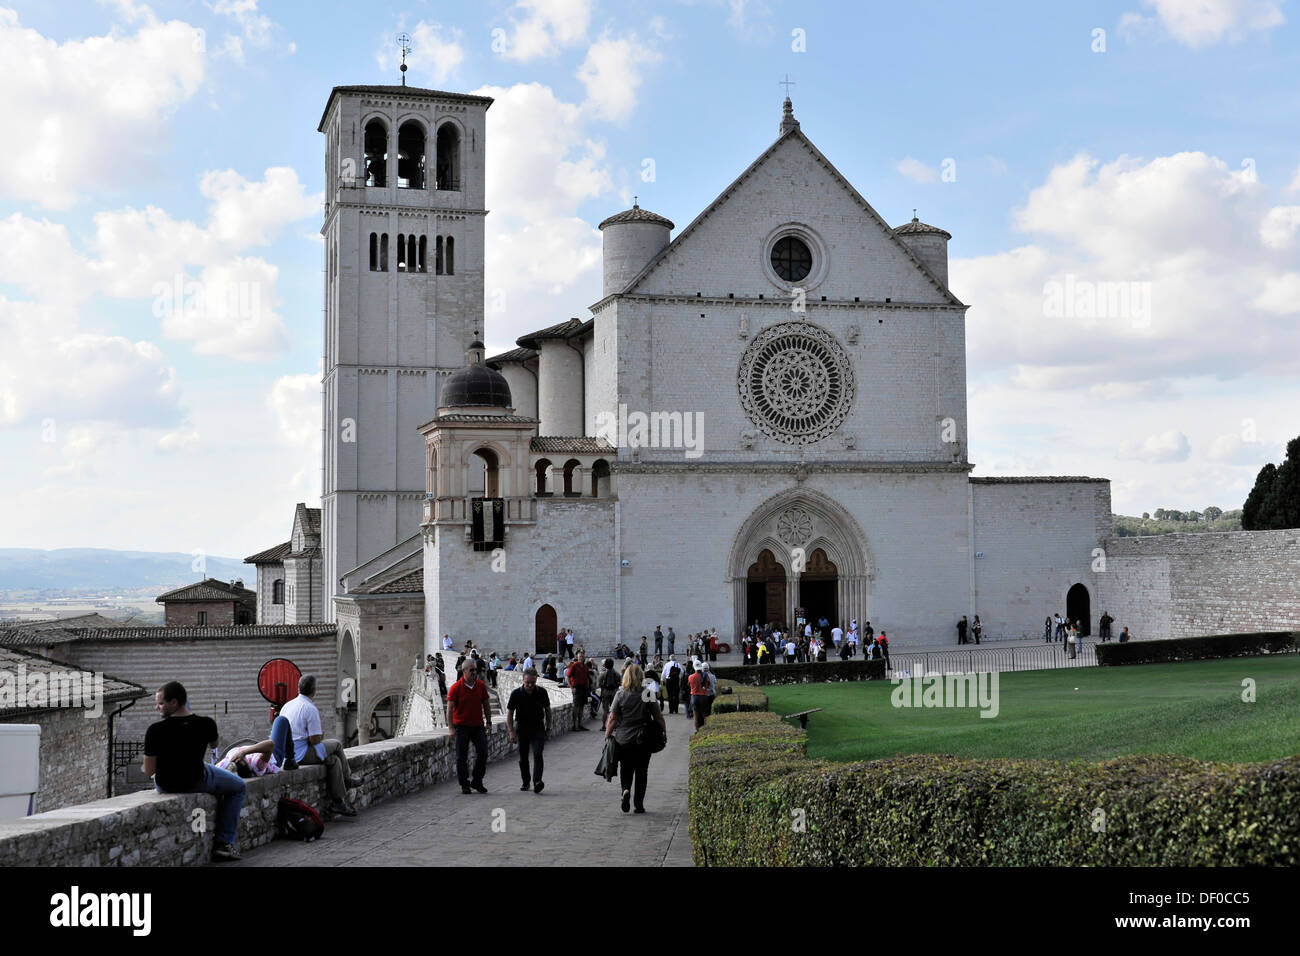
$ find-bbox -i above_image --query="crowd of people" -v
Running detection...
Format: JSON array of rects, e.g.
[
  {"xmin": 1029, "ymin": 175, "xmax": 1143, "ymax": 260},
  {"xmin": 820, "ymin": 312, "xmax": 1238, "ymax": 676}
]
[
  {"xmin": 1041, "ymin": 610, "xmax": 1130, "ymax": 658},
  {"xmin": 739, "ymin": 618, "xmax": 891, "ymax": 667}
]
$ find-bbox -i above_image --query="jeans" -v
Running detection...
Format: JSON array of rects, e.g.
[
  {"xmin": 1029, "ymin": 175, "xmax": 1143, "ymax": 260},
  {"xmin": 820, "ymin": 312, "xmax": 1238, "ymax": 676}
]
[
  {"xmin": 616, "ymin": 739, "xmax": 651, "ymax": 810},
  {"xmin": 518, "ymin": 728, "xmax": 545, "ymax": 785},
  {"xmin": 269, "ymin": 715, "xmax": 292, "ymax": 765},
  {"xmin": 159, "ymin": 764, "xmax": 246, "ymax": 846},
  {"xmin": 455, "ymin": 724, "xmax": 488, "ymax": 787}
]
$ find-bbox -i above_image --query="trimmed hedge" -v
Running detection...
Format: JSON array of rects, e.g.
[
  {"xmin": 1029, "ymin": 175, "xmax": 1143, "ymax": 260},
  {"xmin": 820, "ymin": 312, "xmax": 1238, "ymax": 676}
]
[
  {"xmin": 710, "ymin": 679, "xmax": 768, "ymax": 714},
  {"xmin": 689, "ymin": 711, "xmax": 1300, "ymax": 866},
  {"xmin": 1096, "ymin": 631, "xmax": 1300, "ymax": 666},
  {"xmin": 711, "ymin": 658, "xmax": 887, "ymax": 686}
]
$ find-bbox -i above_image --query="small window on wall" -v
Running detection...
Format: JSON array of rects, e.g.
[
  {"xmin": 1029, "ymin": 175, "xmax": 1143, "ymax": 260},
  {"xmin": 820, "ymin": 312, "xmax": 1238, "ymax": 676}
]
[
  {"xmin": 273, "ymin": 580, "xmax": 284, "ymax": 604},
  {"xmin": 418, "ymin": 235, "xmax": 427, "ymax": 273},
  {"xmin": 446, "ymin": 236, "xmax": 455, "ymax": 275},
  {"xmin": 369, "ymin": 233, "xmax": 378, "ymax": 271},
  {"xmin": 435, "ymin": 236, "xmax": 444, "ymax": 275},
  {"xmin": 380, "ymin": 234, "xmax": 389, "ymax": 272},
  {"xmin": 397, "ymin": 234, "xmax": 407, "ymax": 272},
  {"xmin": 197, "ymin": 611, "xmax": 207, "ymax": 626}
]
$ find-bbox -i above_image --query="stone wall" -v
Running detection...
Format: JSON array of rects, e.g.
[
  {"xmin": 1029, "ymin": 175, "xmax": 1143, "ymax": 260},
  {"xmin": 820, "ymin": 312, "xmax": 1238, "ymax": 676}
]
[
  {"xmin": 0, "ymin": 702, "xmax": 573, "ymax": 866},
  {"xmin": 0, "ymin": 708, "xmax": 110, "ymax": 814},
  {"xmin": 163, "ymin": 601, "xmax": 242, "ymax": 627},
  {"xmin": 1095, "ymin": 530, "xmax": 1300, "ymax": 640}
]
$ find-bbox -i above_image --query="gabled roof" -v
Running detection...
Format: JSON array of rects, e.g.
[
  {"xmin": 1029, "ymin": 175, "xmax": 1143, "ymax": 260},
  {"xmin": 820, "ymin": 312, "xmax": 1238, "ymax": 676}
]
[
  {"xmin": 318, "ymin": 84, "xmax": 493, "ymax": 131},
  {"xmin": 244, "ymin": 541, "xmax": 291, "ymax": 564},
  {"xmin": 155, "ymin": 579, "xmax": 257, "ymax": 604},
  {"xmin": 294, "ymin": 503, "xmax": 322, "ymax": 537},
  {"xmin": 0, "ymin": 645, "xmax": 144, "ymax": 715},
  {"xmin": 486, "ymin": 346, "xmax": 538, "ymax": 366},
  {"xmin": 516, "ymin": 317, "xmax": 590, "ymax": 351},
  {"xmin": 357, "ymin": 568, "xmax": 424, "ymax": 594},
  {"xmin": 612, "ymin": 124, "xmax": 965, "ymax": 308},
  {"xmin": 7, "ymin": 613, "xmax": 135, "ymax": 631}
]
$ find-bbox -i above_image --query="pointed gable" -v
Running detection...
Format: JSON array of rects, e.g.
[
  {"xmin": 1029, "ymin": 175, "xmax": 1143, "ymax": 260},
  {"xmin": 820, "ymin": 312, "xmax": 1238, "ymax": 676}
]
[{"xmin": 620, "ymin": 128, "xmax": 963, "ymax": 307}]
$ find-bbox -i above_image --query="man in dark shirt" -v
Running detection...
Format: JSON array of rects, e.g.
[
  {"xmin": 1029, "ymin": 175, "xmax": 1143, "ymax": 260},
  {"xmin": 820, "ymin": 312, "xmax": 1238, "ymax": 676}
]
[
  {"xmin": 142, "ymin": 680, "xmax": 245, "ymax": 861},
  {"xmin": 447, "ymin": 659, "xmax": 493, "ymax": 794},
  {"xmin": 506, "ymin": 668, "xmax": 552, "ymax": 793}
]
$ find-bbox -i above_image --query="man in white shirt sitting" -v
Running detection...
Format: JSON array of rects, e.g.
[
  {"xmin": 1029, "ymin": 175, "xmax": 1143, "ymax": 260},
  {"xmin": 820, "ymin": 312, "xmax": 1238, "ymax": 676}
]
[{"xmin": 280, "ymin": 673, "xmax": 358, "ymax": 817}]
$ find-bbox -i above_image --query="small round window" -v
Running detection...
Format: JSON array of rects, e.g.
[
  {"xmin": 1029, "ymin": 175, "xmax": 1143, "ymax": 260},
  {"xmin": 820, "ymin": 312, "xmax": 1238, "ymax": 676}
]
[{"xmin": 770, "ymin": 235, "xmax": 813, "ymax": 282}]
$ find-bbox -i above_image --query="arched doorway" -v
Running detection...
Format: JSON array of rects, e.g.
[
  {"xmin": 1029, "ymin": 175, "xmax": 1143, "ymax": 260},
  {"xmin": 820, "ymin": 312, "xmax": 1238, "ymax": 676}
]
[
  {"xmin": 367, "ymin": 694, "xmax": 403, "ymax": 741},
  {"xmin": 799, "ymin": 548, "xmax": 838, "ymax": 630},
  {"xmin": 746, "ymin": 549, "xmax": 787, "ymax": 627},
  {"xmin": 1066, "ymin": 583, "xmax": 1091, "ymax": 636},
  {"xmin": 340, "ymin": 630, "xmax": 359, "ymax": 745},
  {"xmin": 535, "ymin": 604, "xmax": 558, "ymax": 654}
]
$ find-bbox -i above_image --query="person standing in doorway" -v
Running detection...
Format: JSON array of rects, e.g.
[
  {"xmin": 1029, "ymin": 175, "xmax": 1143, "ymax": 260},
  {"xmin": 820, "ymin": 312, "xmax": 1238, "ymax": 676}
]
[{"xmin": 506, "ymin": 667, "xmax": 552, "ymax": 794}]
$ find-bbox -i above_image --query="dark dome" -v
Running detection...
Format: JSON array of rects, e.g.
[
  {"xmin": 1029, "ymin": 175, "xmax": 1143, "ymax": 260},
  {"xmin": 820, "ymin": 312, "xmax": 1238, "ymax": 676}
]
[{"xmin": 440, "ymin": 364, "xmax": 512, "ymax": 409}]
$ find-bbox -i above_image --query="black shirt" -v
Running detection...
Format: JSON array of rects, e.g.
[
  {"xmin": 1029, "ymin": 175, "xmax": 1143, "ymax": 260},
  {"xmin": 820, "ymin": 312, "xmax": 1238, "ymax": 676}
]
[
  {"xmin": 507, "ymin": 686, "xmax": 550, "ymax": 734},
  {"xmin": 144, "ymin": 713, "xmax": 219, "ymax": 792}
]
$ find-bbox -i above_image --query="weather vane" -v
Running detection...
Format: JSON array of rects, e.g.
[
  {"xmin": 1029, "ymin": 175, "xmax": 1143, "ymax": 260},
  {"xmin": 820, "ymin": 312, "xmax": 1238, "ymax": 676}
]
[{"xmin": 397, "ymin": 33, "xmax": 411, "ymax": 86}]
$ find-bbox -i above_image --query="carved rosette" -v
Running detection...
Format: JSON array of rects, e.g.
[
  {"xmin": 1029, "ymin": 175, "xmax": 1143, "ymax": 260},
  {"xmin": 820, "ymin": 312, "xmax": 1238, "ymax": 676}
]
[{"xmin": 738, "ymin": 321, "xmax": 854, "ymax": 444}]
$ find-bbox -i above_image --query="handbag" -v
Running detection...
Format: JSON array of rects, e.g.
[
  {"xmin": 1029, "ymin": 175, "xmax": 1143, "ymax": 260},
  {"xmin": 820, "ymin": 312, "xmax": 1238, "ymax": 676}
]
[{"xmin": 641, "ymin": 708, "xmax": 667, "ymax": 754}]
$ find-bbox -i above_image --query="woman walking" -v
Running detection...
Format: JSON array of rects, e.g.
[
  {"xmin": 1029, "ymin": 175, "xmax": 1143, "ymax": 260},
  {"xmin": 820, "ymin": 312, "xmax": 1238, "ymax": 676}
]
[{"xmin": 605, "ymin": 663, "xmax": 666, "ymax": 814}]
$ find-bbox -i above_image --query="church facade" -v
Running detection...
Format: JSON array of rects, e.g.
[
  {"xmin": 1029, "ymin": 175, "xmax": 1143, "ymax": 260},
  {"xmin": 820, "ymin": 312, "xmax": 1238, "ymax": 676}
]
[{"xmin": 311, "ymin": 83, "xmax": 1110, "ymax": 734}]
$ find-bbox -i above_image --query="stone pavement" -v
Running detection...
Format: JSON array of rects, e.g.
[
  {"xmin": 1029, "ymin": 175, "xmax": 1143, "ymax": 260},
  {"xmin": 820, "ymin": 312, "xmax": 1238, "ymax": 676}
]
[{"xmin": 227, "ymin": 706, "xmax": 696, "ymax": 868}]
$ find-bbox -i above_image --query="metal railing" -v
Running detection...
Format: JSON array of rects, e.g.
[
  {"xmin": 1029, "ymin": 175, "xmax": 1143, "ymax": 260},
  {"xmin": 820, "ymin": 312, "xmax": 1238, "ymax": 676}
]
[{"xmin": 887, "ymin": 641, "xmax": 1099, "ymax": 677}]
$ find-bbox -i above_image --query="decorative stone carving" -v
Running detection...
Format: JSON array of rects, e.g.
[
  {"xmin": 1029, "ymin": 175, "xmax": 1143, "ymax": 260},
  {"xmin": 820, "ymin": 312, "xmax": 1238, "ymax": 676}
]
[
  {"xmin": 776, "ymin": 507, "xmax": 813, "ymax": 547},
  {"xmin": 846, "ymin": 324, "xmax": 859, "ymax": 344},
  {"xmin": 738, "ymin": 312, "xmax": 749, "ymax": 339},
  {"xmin": 739, "ymin": 428, "xmax": 757, "ymax": 449},
  {"xmin": 738, "ymin": 321, "xmax": 854, "ymax": 445}
]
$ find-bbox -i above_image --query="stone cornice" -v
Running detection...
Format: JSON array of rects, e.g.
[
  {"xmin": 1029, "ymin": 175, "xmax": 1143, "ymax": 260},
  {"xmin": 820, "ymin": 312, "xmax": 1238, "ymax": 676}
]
[
  {"xmin": 590, "ymin": 293, "xmax": 967, "ymax": 314},
  {"xmin": 612, "ymin": 460, "xmax": 973, "ymax": 475}
]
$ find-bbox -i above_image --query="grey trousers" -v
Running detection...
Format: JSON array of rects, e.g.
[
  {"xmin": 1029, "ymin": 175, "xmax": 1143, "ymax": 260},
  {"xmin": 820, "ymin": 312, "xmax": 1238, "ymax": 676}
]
[{"xmin": 299, "ymin": 739, "xmax": 355, "ymax": 800}]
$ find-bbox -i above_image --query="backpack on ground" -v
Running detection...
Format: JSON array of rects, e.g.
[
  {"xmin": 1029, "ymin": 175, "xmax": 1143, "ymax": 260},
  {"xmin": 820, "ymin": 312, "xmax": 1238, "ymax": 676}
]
[{"xmin": 277, "ymin": 796, "xmax": 325, "ymax": 842}]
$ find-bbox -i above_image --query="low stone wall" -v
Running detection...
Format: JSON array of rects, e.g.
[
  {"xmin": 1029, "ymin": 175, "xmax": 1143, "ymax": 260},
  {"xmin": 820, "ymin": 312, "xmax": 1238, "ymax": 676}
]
[{"xmin": 0, "ymin": 702, "xmax": 573, "ymax": 867}]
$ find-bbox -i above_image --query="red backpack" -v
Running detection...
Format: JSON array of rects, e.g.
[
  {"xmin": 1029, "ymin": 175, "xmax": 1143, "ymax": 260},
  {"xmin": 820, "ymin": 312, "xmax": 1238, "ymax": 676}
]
[{"xmin": 277, "ymin": 797, "xmax": 325, "ymax": 842}]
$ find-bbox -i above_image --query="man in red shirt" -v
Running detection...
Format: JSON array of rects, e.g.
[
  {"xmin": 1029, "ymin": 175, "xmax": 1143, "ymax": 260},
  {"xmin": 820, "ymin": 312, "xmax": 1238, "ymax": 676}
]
[
  {"xmin": 568, "ymin": 651, "xmax": 591, "ymax": 731},
  {"xmin": 447, "ymin": 659, "xmax": 494, "ymax": 793}
]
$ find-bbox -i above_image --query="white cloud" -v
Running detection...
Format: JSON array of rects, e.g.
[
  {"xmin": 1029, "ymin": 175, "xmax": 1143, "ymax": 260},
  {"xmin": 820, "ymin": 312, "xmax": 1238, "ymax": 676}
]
[
  {"xmin": 1252, "ymin": 273, "xmax": 1300, "ymax": 314},
  {"xmin": 211, "ymin": 0, "xmax": 274, "ymax": 46},
  {"xmin": 377, "ymin": 21, "xmax": 465, "ymax": 86},
  {"xmin": 1121, "ymin": 430, "xmax": 1192, "ymax": 463},
  {"xmin": 497, "ymin": 0, "xmax": 591, "ymax": 61},
  {"xmin": 896, "ymin": 157, "xmax": 938, "ymax": 184},
  {"xmin": 1207, "ymin": 432, "xmax": 1279, "ymax": 465},
  {"xmin": 268, "ymin": 372, "xmax": 321, "ymax": 491},
  {"xmin": 156, "ymin": 425, "xmax": 200, "ymax": 452},
  {"xmin": 1260, "ymin": 205, "xmax": 1300, "ymax": 248},
  {"xmin": 0, "ymin": 7, "xmax": 206, "ymax": 208},
  {"xmin": 1289, "ymin": 162, "xmax": 1300, "ymax": 194},
  {"xmin": 577, "ymin": 32, "xmax": 661, "ymax": 122},
  {"xmin": 1124, "ymin": 0, "xmax": 1285, "ymax": 48}
]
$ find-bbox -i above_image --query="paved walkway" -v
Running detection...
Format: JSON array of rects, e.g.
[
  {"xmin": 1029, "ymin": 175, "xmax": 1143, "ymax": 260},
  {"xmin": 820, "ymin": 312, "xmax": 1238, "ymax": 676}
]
[{"xmin": 228, "ymin": 708, "xmax": 696, "ymax": 868}]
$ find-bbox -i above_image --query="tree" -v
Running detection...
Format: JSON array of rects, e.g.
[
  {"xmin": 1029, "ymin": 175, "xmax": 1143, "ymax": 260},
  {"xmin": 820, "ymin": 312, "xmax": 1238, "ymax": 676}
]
[
  {"xmin": 1141, "ymin": 512, "xmax": 1150, "ymax": 520},
  {"xmin": 1153, "ymin": 508, "xmax": 1166, "ymax": 521},
  {"xmin": 1242, "ymin": 436, "xmax": 1300, "ymax": 530},
  {"xmin": 1203, "ymin": 506, "xmax": 1223, "ymax": 521}
]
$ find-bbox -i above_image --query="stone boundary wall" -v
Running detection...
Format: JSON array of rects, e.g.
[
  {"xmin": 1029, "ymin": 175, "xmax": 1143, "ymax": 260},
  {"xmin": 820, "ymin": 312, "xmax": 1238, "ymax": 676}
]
[
  {"xmin": 1097, "ymin": 530, "xmax": 1300, "ymax": 641},
  {"xmin": 0, "ymin": 703, "xmax": 573, "ymax": 867}
]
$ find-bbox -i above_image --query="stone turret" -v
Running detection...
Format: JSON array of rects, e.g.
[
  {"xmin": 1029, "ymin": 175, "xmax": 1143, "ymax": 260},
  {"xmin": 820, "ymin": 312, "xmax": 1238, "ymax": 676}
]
[
  {"xmin": 598, "ymin": 203, "xmax": 674, "ymax": 297},
  {"xmin": 893, "ymin": 214, "xmax": 952, "ymax": 289}
]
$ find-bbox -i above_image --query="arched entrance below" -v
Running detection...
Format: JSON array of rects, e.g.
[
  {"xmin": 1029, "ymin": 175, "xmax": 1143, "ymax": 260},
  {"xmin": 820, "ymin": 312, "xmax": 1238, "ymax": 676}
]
[
  {"xmin": 1066, "ymin": 583, "xmax": 1091, "ymax": 636},
  {"xmin": 340, "ymin": 630, "xmax": 359, "ymax": 745},
  {"xmin": 799, "ymin": 548, "xmax": 838, "ymax": 629},
  {"xmin": 746, "ymin": 549, "xmax": 787, "ymax": 628},
  {"xmin": 535, "ymin": 604, "xmax": 558, "ymax": 654},
  {"xmin": 367, "ymin": 694, "xmax": 403, "ymax": 741}
]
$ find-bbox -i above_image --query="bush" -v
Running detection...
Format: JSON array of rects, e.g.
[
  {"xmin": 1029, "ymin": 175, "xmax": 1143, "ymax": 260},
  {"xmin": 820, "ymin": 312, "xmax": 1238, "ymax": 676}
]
[
  {"xmin": 710, "ymin": 679, "xmax": 768, "ymax": 714},
  {"xmin": 1097, "ymin": 631, "xmax": 1300, "ymax": 666},
  {"xmin": 711, "ymin": 659, "xmax": 887, "ymax": 686},
  {"xmin": 689, "ymin": 711, "xmax": 1300, "ymax": 866}
]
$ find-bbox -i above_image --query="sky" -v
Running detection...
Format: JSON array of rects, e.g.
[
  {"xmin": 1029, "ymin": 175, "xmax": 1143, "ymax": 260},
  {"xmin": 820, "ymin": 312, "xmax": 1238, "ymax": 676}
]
[{"xmin": 0, "ymin": 0, "xmax": 1297, "ymax": 558}]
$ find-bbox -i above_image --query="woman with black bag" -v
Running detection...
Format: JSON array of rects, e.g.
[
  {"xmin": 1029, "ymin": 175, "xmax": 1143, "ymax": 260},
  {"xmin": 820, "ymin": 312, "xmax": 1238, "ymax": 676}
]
[{"xmin": 604, "ymin": 663, "xmax": 667, "ymax": 814}]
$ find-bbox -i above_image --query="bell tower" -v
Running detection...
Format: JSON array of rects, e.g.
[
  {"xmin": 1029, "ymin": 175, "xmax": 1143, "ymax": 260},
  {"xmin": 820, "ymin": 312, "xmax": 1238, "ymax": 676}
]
[{"xmin": 318, "ymin": 81, "xmax": 493, "ymax": 620}]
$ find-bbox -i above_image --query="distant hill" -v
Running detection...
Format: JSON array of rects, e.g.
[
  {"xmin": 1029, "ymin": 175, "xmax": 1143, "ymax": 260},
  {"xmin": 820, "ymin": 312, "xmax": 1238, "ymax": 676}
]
[{"xmin": 0, "ymin": 548, "xmax": 250, "ymax": 591}]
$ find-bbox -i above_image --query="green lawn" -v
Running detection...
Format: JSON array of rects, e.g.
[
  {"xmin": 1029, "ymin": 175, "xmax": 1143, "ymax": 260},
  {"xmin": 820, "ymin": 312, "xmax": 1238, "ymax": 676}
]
[{"xmin": 762, "ymin": 655, "xmax": 1300, "ymax": 763}]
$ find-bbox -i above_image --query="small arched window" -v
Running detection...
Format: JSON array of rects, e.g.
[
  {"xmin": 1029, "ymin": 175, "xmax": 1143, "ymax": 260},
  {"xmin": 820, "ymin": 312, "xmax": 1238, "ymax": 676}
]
[
  {"xmin": 534, "ymin": 458, "xmax": 552, "ymax": 496},
  {"xmin": 380, "ymin": 233, "xmax": 389, "ymax": 272},
  {"xmin": 272, "ymin": 579, "xmax": 284, "ymax": 604},
  {"xmin": 396, "ymin": 233, "xmax": 407, "ymax": 272},
  {"xmin": 364, "ymin": 120, "xmax": 388, "ymax": 187},
  {"xmin": 472, "ymin": 447, "xmax": 501, "ymax": 498},
  {"xmin": 446, "ymin": 236, "xmax": 455, "ymax": 275},
  {"xmin": 563, "ymin": 459, "xmax": 582, "ymax": 497},
  {"xmin": 435, "ymin": 235, "xmax": 444, "ymax": 275},
  {"xmin": 418, "ymin": 235, "xmax": 427, "ymax": 273},
  {"xmin": 407, "ymin": 235, "xmax": 417, "ymax": 273},
  {"xmin": 369, "ymin": 233, "xmax": 377, "ymax": 271},
  {"xmin": 398, "ymin": 122, "xmax": 426, "ymax": 189},
  {"xmin": 591, "ymin": 459, "xmax": 611, "ymax": 498},
  {"xmin": 435, "ymin": 123, "xmax": 460, "ymax": 190}
]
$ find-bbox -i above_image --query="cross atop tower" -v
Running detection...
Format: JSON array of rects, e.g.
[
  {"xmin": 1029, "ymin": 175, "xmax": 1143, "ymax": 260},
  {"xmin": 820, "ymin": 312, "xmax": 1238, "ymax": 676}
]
[
  {"xmin": 397, "ymin": 33, "xmax": 411, "ymax": 86},
  {"xmin": 779, "ymin": 74, "xmax": 796, "ymax": 95}
]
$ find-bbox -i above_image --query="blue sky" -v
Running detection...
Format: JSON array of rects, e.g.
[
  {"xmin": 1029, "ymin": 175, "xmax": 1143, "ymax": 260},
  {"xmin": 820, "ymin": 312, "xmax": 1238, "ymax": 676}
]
[{"xmin": 1, "ymin": 0, "xmax": 1298, "ymax": 557}]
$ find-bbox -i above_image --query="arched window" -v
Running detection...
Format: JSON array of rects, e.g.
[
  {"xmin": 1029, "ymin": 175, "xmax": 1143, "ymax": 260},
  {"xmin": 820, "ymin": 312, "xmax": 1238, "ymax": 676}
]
[
  {"xmin": 435, "ymin": 235, "xmax": 444, "ymax": 275},
  {"xmin": 380, "ymin": 233, "xmax": 389, "ymax": 272},
  {"xmin": 446, "ymin": 235, "xmax": 455, "ymax": 275},
  {"xmin": 418, "ymin": 235, "xmax": 427, "ymax": 273},
  {"xmin": 435, "ymin": 123, "xmax": 460, "ymax": 191},
  {"xmin": 563, "ymin": 459, "xmax": 582, "ymax": 497},
  {"xmin": 397, "ymin": 122, "xmax": 426, "ymax": 189},
  {"xmin": 396, "ymin": 233, "xmax": 407, "ymax": 271},
  {"xmin": 363, "ymin": 120, "xmax": 388, "ymax": 187},
  {"xmin": 534, "ymin": 458, "xmax": 552, "ymax": 496},
  {"xmin": 591, "ymin": 459, "xmax": 611, "ymax": 498},
  {"xmin": 472, "ymin": 448, "xmax": 501, "ymax": 498},
  {"xmin": 369, "ymin": 233, "xmax": 377, "ymax": 271},
  {"xmin": 272, "ymin": 579, "xmax": 284, "ymax": 604},
  {"xmin": 407, "ymin": 235, "xmax": 417, "ymax": 272}
]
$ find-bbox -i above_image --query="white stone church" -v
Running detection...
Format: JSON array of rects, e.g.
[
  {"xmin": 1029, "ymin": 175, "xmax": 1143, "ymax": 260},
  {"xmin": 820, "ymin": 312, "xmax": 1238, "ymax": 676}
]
[{"xmin": 247, "ymin": 81, "xmax": 1114, "ymax": 740}]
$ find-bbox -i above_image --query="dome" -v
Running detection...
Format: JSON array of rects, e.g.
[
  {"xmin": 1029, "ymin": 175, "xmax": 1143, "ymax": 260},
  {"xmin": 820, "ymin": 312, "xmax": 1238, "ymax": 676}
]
[
  {"xmin": 894, "ymin": 215, "xmax": 952, "ymax": 239},
  {"xmin": 598, "ymin": 203, "xmax": 674, "ymax": 230},
  {"xmin": 440, "ymin": 363, "xmax": 512, "ymax": 409}
]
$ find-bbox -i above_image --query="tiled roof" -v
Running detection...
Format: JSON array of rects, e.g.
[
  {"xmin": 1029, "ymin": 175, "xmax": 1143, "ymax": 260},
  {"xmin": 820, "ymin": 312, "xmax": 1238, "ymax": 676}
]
[
  {"xmin": 486, "ymin": 346, "xmax": 538, "ymax": 366},
  {"xmin": 968, "ymin": 476, "xmax": 1110, "ymax": 484},
  {"xmin": 894, "ymin": 216, "xmax": 952, "ymax": 239},
  {"xmin": 0, "ymin": 645, "xmax": 145, "ymax": 715},
  {"xmin": 598, "ymin": 204, "xmax": 675, "ymax": 230},
  {"xmin": 318, "ymin": 85, "xmax": 494, "ymax": 130},
  {"xmin": 0, "ymin": 624, "xmax": 338, "ymax": 647},
  {"xmin": 530, "ymin": 436, "xmax": 617, "ymax": 454},
  {"xmin": 516, "ymin": 317, "xmax": 587, "ymax": 350},
  {"xmin": 155, "ymin": 579, "xmax": 257, "ymax": 604},
  {"xmin": 296, "ymin": 503, "xmax": 322, "ymax": 536},
  {"xmin": 7, "ymin": 613, "xmax": 136, "ymax": 630},
  {"xmin": 244, "ymin": 541, "xmax": 291, "ymax": 564},
  {"xmin": 370, "ymin": 569, "xmax": 424, "ymax": 594},
  {"xmin": 424, "ymin": 414, "xmax": 539, "ymax": 425}
]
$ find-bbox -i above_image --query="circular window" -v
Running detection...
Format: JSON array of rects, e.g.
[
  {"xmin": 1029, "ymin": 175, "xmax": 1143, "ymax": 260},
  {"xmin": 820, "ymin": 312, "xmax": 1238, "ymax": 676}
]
[
  {"xmin": 770, "ymin": 236, "xmax": 813, "ymax": 282},
  {"xmin": 738, "ymin": 322, "xmax": 854, "ymax": 444}
]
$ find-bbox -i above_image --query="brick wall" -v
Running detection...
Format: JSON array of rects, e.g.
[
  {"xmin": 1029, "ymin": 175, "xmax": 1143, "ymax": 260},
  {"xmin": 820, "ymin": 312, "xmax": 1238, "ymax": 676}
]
[{"xmin": 164, "ymin": 601, "xmax": 240, "ymax": 627}]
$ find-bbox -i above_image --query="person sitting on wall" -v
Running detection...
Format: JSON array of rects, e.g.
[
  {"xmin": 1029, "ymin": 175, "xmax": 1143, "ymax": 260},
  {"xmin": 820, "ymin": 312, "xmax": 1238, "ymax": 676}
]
[
  {"xmin": 281, "ymin": 674, "xmax": 359, "ymax": 817},
  {"xmin": 1119, "ymin": 627, "xmax": 1132, "ymax": 643}
]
